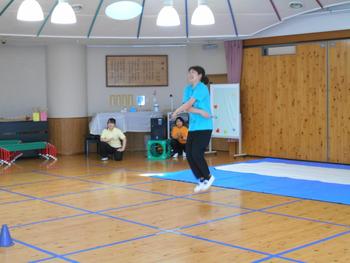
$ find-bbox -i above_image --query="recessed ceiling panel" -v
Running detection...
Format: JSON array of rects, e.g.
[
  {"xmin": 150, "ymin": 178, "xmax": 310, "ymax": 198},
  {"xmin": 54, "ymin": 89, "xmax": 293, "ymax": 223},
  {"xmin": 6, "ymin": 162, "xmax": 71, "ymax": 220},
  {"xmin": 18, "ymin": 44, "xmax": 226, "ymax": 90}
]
[
  {"xmin": 230, "ymin": 0, "xmax": 278, "ymax": 35},
  {"xmin": 40, "ymin": 15, "xmax": 93, "ymax": 37},
  {"xmin": 231, "ymin": 0, "xmax": 275, "ymax": 13},
  {"xmin": 189, "ymin": 14, "xmax": 236, "ymax": 37},
  {"xmin": 236, "ymin": 14, "xmax": 280, "ymax": 36},
  {"xmin": 0, "ymin": 13, "xmax": 39, "ymax": 36},
  {"xmin": 273, "ymin": 0, "xmax": 321, "ymax": 20},
  {"xmin": 320, "ymin": 0, "xmax": 350, "ymax": 7},
  {"xmin": 140, "ymin": 15, "xmax": 187, "ymax": 38}
]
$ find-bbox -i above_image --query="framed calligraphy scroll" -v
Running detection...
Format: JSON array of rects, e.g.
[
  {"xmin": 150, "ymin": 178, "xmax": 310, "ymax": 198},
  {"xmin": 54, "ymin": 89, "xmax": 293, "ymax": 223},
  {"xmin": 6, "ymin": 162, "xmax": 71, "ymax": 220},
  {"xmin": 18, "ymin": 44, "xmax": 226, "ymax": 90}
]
[{"xmin": 106, "ymin": 55, "xmax": 168, "ymax": 87}]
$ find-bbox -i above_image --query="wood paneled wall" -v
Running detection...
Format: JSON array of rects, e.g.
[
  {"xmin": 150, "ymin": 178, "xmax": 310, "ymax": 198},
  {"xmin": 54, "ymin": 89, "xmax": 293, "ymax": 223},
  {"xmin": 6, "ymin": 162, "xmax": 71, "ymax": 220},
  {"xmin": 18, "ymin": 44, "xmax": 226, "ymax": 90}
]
[
  {"xmin": 241, "ymin": 43, "xmax": 327, "ymax": 161},
  {"xmin": 48, "ymin": 117, "xmax": 89, "ymax": 155},
  {"xmin": 329, "ymin": 40, "xmax": 350, "ymax": 163}
]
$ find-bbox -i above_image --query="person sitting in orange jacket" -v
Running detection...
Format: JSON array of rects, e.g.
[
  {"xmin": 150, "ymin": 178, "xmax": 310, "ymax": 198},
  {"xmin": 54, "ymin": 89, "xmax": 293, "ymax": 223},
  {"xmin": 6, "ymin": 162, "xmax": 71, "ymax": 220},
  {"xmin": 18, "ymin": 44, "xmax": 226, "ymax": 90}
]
[{"xmin": 171, "ymin": 117, "xmax": 188, "ymax": 159}]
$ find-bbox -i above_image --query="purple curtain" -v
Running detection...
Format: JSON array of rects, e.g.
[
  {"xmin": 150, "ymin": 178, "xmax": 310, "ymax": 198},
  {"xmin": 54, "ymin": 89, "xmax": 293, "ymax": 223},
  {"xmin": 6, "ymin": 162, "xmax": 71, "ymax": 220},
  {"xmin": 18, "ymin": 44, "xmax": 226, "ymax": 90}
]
[{"xmin": 224, "ymin": 40, "xmax": 243, "ymax": 83}]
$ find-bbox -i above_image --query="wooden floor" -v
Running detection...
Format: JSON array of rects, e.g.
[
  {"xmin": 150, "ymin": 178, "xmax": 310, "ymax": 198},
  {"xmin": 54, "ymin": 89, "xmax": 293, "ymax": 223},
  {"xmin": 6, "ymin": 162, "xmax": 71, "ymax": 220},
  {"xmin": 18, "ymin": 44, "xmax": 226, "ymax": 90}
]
[{"xmin": 0, "ymin": 152, "xmax": 350, "ymax": 263}]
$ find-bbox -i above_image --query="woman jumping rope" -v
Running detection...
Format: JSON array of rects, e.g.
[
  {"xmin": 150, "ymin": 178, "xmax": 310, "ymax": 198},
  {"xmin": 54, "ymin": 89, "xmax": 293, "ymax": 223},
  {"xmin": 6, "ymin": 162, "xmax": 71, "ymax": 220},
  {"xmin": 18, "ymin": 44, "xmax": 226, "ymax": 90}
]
[{"xmin": 172, "ymin": 66, "xmax": 214, "ymax": 193}]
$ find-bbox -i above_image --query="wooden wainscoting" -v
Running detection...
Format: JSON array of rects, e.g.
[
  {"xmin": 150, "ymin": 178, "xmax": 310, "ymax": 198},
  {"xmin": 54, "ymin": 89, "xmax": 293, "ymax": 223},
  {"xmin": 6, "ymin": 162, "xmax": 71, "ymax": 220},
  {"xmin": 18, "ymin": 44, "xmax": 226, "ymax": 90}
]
[
  {"xmin": 329, "ymin": 39, "xmax": 350, "ymax": 163},
  {"xmin": 208, "ymin": 74, "xmax": 228, "ymax": 85},
  {"xmin": 211, "ymin": 138, "xmax": 229, "ymax": 152},
  {"xmin": 48, "ymin": 117, "xmax": 89, "ymax": 155},
  {"xmin": 241, "ymin": 43, "xmax": 327, "ymax": 161},
  {"xmin": 126, "ymin": 132, "xmax": 150, "ymax": 151}
]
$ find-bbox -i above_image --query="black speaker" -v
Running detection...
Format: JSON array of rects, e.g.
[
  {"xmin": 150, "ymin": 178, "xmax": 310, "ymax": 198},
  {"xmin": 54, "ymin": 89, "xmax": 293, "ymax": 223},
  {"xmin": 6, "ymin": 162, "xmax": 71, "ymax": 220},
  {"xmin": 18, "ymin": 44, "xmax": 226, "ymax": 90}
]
[{"xmin": 151, "ymin": 117, "xmax": 167, "ymax": 140}]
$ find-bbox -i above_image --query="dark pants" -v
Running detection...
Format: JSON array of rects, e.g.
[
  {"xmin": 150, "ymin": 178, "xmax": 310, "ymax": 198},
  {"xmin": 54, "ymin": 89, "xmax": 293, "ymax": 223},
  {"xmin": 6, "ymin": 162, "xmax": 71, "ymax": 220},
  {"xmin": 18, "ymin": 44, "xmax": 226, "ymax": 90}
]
[
  {"xmin": 186, "ymin": 130, "xmax": 212, "ymax": 181},
  {"xmin": 171, "ymin": 139, "xmax": 186, "ymax": 155},
  {"xmin": 100, "ymin": 141, "xmax": 123, "ymax": 161}
]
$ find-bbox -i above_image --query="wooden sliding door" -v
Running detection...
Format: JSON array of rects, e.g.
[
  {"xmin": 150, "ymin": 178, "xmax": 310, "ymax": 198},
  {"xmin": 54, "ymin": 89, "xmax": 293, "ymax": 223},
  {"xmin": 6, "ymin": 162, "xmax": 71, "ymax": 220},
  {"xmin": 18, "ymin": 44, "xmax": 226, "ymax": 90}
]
[
  {"xmin": 241, "ymin": 43, "xmax": 327, "ymax": 161},
  {"xmin": 328, "ymin": 40, "xmax": 350, "ymax": 163}
]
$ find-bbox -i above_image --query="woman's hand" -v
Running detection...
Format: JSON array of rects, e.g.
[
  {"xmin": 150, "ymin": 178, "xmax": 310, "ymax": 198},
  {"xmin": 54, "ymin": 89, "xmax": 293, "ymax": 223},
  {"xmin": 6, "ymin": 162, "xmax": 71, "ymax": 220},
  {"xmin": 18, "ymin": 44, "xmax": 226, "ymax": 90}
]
[
  {"xmin": 117, "ymin": 148, "xmax": 125, "ymax": 152},
  {"xmin": 171, "ymin": 111, "xmax": 178, "ymax": 120},
  {"xmin": 179, "ymin": 135, "xmax": 187, "ymax": 141},
  {"xmin": 199, "ymin": 111, "xmax": 210, "ymax": 118}
]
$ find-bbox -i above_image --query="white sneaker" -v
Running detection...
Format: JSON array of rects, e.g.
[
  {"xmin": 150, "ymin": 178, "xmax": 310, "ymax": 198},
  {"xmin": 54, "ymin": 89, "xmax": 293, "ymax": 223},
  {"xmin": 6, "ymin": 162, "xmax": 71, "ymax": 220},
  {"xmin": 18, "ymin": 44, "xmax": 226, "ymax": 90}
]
[
  {"xmin": 173, "ymin": 153, "xmax": 178, "ymax": 159},
  {"xmin": 182, "ymin": 152, "xmax": 186, "ymax": 159},
  {"xmin": 201, "ymin": 175, "xmax": 215, "ymax": 192},
  {"xmin": 194, "ymin": 181, "xmax": 205, "ymax": 193},
  {"xmin": 101, "ymin": 157, "xmax": 108, "ymax": 161}
]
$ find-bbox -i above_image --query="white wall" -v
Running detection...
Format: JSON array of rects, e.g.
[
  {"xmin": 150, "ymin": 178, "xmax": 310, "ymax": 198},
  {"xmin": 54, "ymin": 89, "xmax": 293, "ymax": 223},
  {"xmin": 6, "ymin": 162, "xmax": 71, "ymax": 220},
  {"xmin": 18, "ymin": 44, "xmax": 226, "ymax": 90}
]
[
  {"xmin": 0, "ymin": 43, "xmax": 227, "ymax": 118},
  {"xmin": 87, "ymin": 46, "xmax": 188, "ymax": 116},
  {"xmin": 187, "ymin": 43, "xmax": 227, "ymax": 74},
  {"xmin": 0, "ymin": 45, "xmax": 47, "ymax": 118},
  {"xmin": 86, "ymin": 44, "xmax": 227, "ymax": 116},
  {"xmin": 47, "ymin": 44, "xmax": 87, "ymax": 118}
]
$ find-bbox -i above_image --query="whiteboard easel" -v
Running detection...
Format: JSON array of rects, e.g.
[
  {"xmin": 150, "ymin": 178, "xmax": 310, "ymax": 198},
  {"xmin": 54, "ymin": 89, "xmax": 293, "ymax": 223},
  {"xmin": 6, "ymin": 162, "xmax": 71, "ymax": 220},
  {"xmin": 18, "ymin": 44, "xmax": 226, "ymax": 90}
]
[{"xmin": 210, "ymin": 84, "xmax": 246, "ymax": 157}]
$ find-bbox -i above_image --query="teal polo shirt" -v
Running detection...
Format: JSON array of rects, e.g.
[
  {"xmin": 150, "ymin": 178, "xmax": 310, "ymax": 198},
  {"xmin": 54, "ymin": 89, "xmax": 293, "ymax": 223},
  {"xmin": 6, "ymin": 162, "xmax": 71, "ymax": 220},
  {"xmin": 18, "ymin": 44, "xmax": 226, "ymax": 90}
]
[{"xmin": 183, "ymin": 82, "xmax": 213, "ymax": 131}]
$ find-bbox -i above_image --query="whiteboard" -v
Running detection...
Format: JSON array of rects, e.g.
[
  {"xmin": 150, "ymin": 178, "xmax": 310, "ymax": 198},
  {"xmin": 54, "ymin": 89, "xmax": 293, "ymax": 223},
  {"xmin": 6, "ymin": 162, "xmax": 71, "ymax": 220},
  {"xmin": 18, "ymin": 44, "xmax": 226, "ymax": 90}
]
[{"xmin": 210, "ymin": 84, "xmax": 240, "ymax": 139}]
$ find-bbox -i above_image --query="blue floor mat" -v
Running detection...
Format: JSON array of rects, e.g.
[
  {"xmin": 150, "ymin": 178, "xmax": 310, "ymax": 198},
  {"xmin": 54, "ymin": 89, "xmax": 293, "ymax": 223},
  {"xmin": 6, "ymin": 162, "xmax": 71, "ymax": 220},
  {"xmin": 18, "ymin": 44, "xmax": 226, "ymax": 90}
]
[{"xmin": 153, "ymin": 158, "xmax": 350, "ymax": 205}]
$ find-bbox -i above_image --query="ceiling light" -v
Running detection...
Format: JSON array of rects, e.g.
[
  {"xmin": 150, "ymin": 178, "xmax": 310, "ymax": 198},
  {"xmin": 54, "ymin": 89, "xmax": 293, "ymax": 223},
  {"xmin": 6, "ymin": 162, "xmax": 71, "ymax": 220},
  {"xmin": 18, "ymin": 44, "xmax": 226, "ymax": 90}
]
[
  {"xmin": 17, "ymin": 0, "xmax": 44, "ymax": 22},
  {"xmin": 289, "ymin": 1, "xmax": 303, "ymax": 9},
  {"xmin": 105, "ymin": 1, "xmax": 142, "ymax": 20},
  {"xmin": 157, "ymin": 0, "xmax": 180, "ymax": 27},
  {"xmin": 51, "ymin": 0, "xmax": 77, "ymax": 24},
  {"xmin": 191, "ymin": 0, "xmax": 215, "ymax": 26}
]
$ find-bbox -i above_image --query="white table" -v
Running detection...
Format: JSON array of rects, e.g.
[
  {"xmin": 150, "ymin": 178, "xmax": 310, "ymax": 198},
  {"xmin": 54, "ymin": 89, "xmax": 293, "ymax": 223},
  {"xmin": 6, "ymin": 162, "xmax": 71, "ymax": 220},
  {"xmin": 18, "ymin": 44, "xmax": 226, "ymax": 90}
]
[{"xmin": 89, "ymin": 111, "xmax": 163, "ymax": 135}]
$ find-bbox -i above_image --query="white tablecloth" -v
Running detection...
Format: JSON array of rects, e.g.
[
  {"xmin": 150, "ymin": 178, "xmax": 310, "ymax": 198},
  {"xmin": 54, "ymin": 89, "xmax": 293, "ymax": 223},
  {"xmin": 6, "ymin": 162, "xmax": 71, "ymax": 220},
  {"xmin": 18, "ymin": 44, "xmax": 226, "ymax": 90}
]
[{"xmin": 89, "ymin": 111, "xmax": 163, "ymax": 135}]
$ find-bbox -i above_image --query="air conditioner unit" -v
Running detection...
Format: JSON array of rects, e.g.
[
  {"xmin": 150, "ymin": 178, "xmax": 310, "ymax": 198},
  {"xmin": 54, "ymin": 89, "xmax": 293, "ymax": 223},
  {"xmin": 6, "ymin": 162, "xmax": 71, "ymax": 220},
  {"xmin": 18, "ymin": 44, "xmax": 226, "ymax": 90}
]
[{"xmin": 262, "ymin": 45, "xmax": 296, "ymax": 56}]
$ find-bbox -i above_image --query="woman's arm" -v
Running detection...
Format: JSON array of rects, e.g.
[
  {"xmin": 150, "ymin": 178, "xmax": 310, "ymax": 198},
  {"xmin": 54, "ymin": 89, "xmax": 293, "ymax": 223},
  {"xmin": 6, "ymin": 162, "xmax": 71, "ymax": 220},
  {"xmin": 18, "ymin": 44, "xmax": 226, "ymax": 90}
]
[
  {"xmin": 100, "ymin": 137, "xmax": 110, "ymax": 142},
  {"xmin": 172, "ymin": 98, "xmax": 210, "ymax": 119},
  {"xmin": 171, "ymin": 98, "xmax": 196, "ymax": 119},
  {"xmin": 118, "ymin": 138, "xmax": 127, "ymax": 152},
  {"xmin": 187, "ymin": 107, "xmax": 210, "ymax": 118},
  {"xmin": 182, "ymin": 127, "xmax": 188, "ymax": 141},
  {"xmin": 171, "ymin": 128, "xmax": 179, "ymax": 139},
  {"xmin": 100, "ymin": 130, "xmax": 111, "ymax": 142}
]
